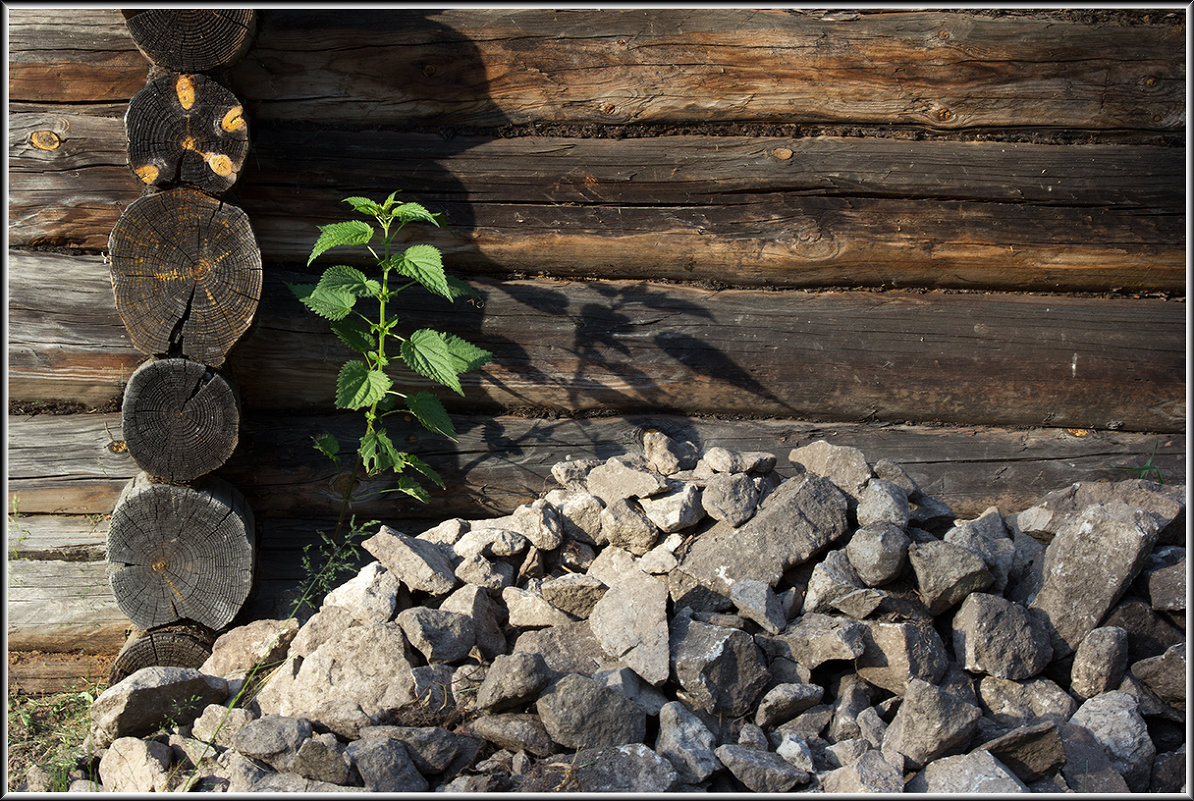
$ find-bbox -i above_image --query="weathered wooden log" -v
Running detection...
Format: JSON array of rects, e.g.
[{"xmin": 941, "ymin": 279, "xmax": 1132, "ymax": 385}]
[
  {"xmin": 122, "ymin": 358, "xmax": 240, "ymax": 482},
  {"xmin": 125, "ymin": 72, "xmax": 248, "ymax": 193},
  {"xmin": 123, "ymin": 9, "xmax": 256, "ymax": 73},
  {"xmin": 109, "ymin": 625, "xmax": 216, "ymax": 684},
  {"xmin": 107, "ymin": 188, "xmax": 262, "ymax": 367},
  {"xmin": 106, "ymin": 473, "xmax": 255, "ymax": 630},
  {"xmin": 10, "ymin": 412, "xmax": 1186, "ymax": 521},
  {"xmin": 7, "ymin": 557, "xmax": 131, "ymax": 653}
]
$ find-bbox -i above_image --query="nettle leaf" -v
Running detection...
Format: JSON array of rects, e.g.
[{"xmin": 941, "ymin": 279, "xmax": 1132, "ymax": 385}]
[
  {"xmin": 320, "ymin": 264, "xmax": 381, "ymax": 298},
  {"xmin": 329, "ymin": 318, "xmax": 376, "ymax": 355},
  {"xmin": 400, "ymin": 329, "xmax": 493, "ymax": 396},
  {"xmin": 404, "ymin": 453, "xmax": 446, "ymax": 489},
  {"xmin": 391, "ymin": 202, "xmax": 440, "ymax": 226},
  {"xmin": 359, "ymin": 428, "xmax": 402, "ymax": 475},
  {"xmin": 336, "ymin": 360, "xmax": 392, "ymax": 410},
  {"xmin": 394, "ymin": 244, "xmax": 452, "ymax": 300},
  {"xmin": 308, "ymin": 220, "xmax": 374, "ymax": 265},
  {"xmin": 286, "ymin": 282, "xmax": 317, "ymax": 302},
  {"xmin": 380, "ymin": 191, "xmax": 400, "ymax": 213},
  {"xmin": 407, "ymin": 391, "xmax": 457, "ymax": 440},
  {"xmin": 388, "ymin": 475, "xmax": 431, "ymax": 504},
  {"xmin": 301, "ymin": 283, "xmax": 356, "ymax": 321},
  {"xmin": 342, "ymin": 196, "xmax": 382, "ymax": 216},
  {"xmin": 312, "ymin": 431, "xmax": 340, "ymax": 463},
  {"xmin": 446, "ymin": 275, "xmax": 481, "ymax": 302}
]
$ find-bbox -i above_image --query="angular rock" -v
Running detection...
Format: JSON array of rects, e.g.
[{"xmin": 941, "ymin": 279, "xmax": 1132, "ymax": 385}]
[
  {"xmin": 1028, "ymin": 500, "xmax": 1163, "ymax": 656},
  {"xmin": 1012, "ymin": 479, "xmax": 1184, "ymax": 543},
  {"xmin": 639, "ymin": 484, "xmax": 704, "ymax": 533},
  {"xmin": 475, "ymin": 652, "xmax": 553, "ymax": 712},
  {"xmin": 539, "ymin": 742, "xmax": 678, "ymax": 792},
  {"xmin": 585, "ymin": 455, "xmax": 668, "ymax": 502},
  {"xmin": 291, "ymin": 731, "xmax": 352, "ymax": 785},
  {"xmin": 802, "ymin": 548, "xmax": 865, "ymax": 615},
  {"xmin": 90, "ymin": 666, "xmax": 228, "ymax": 748},
  {"xmin": 547, "ymin": 489, "xmax": 604, "ymax": 545},
  {"xmin": 1148, "ymin": 551, "xmax": 1186, "ymax": 611},
  {"xmin": 585, "ymin": 544, "xmax": 641, "ymax": 587},
  {"xmin": 883, "ymin": 678, "xmax": 982, "ymax": 769},
  {"xmin": 513, "ymin": 620, "xmax": 622, "ymax": 675},
  {"xmin": 495, "ymin": 498, "xmax": 566, "ymax": 551},
  {"xmin": 678, "ymin": 472, "xmax": 849, "ymax": 596},
  {"xmin": 551, "ymin": 457, "xmax": 600, "ymax": 491},
  {"xmin": 1102, "ymin": 596, "xmax": 1187, "ymax": 661},
  {"xmin": 452, "ymin": 527, "xmax": 527, "ymax": 563},
  {"xmin": 1131, "ymin": 642, "xmax": 1185, "ymax": 712},
  {"xmin": 467, "ymin": 713, "xmax": 557, "ymax": 757},
  {"xmin": 638, "ymin": 532, "xmax": 684, "ymax": 574},
  {"xmin": 1055, "ymin": 720, "xmax": 1132, "ymax": 793},
  {"xmin": 845, "ymin": 522, "xmax": 910, "ymax": 587},
  {"xmin": 502, "ymin": 586, "xmax": 576, "ymax": 629},
  {"xmin": 945, "ymin": 506, "xmax": 1016, "ymax": 592},
  {"xmin": 978, "ymin": 675, "xmax": 1077, "ymax": 730},
  {"xmin": 289, "ymin": 604, "xmax": 357, "ymax": 658},
  {"xmin": 973, "ymin": 720, "xmax": 1065, "ymax": 784},
  {"xmin": 362, "ymin": 525, "xmax": 457, "ymax": 596},
  {"xmin": 1071, "ymin": 626, "xmax": 1130, "ymax": 699},
  {"xmin": 643, "ymin": 430, "xmax": 698, "ymax": 475},
  {"xmin": 1069, "ymin": 690, "xmax": 1156, "ymax": 791},
  {"xmin": 539, "ymin": 573, "xmax": 607, "ymax": 619},
  {"xmin": 828, "ymin": 674, "xmax": 873, "ymax": 742},
  {"xmin": 831, "ymin": 587, "xmax": 886, "ymax": 619},
  {"xmin": 358, "ymin": 725, "xmax": 480, "ymax": 777},
  {"xmin": 588, "ymin": 570, "xmax": 670, "ymax": 686},
  {"xmin": 856, "ymin": 706, "xmax": 887, "ymax": 748},
  {"xmin": 907, "ymin": 539, "xmax": 993, "ymax": 615},
  {"xmin": 191, "ymin": 703, "xmax": 257, "ymax": 748},
  {"xmin": 439, "ymin": 583, "xmax": 506, "ymax": 659},
  {"xmin": 99, "ymin": 737, "xmax": 173, "ymax": 793},
  {"xmin": 537, "ymin": 673, "xmax": 646, "ymax": 749},
  {"xmin": 593, "ymin": 666, "xmax": 669, "ymax": 716},
  {"xmin": 715, "ymin": 744, "xmax": 808, "ymax": 792},
  {"xmin": 654, "ymin": 700, "xmax": 721, "ymax": 783},
  {"xmin": 700, "ymin": 472, "xmax": 759, "ymax": 526},
  {"xmin": 345, "ymin": 737, "xmax": 428, "ymax": 792},
  {"xmin": 725, "ymin": 579, "xmax": 783, "ymax": 635},
  {"xmin": 414, "ymin": 517, "xmax": 469, "ymax": 546},
  {"xmin": 855, "ymin": 620, "xmax": 948, "ymax": 695},
  {"xmin": 233, "ymin": 714, "xmax": 313, "ymax": 773},
  {"xmin": 201, "ymin": 618, "xmax": 299, "ymax": 679},
  {"xmin": 702, "ymin": 446, "xmax": 775, "ymax": 475},
  {"xmin": 395, "ymin": 606, "xmax": 476, "ymax": 664},
  {"xmin": 755, "ymin": 683, "xmax": 824, "ymax": 729},
  {"xmin": 598, "ymin": 497, "xmax": 659, "ymax": 555},
  {"xmin": 820, "ymin": 748, "xmax": 903, "ymax": 793},
  {"xmin": 1150, "ymin": 746, "xmax": 1187, "ymax": 793},
  {"xmin": 856, "ymin": 479, "xmax": 910, "ymax": 528},
  {"xmin": 951, "ymin": 592, "xmax": 1052, "ymax": 679},
  {"xmin": 772, "ymin": 613, "xmax": 867, "ymax": 669},
  {"xmin": 775, "ymin": 733, "xmax": 816, "ymax": 772},
  {"xmin": 908, "ymin": 750, "xmax": 1028, "ymax": 793},
  {"xmin": 453, "ymin": 551, "xmax": 514, "ymax": 590},
  {"xmin": 669, "ymin": 612, "xmax": 770, "ymax": 716},
  {"xmin": 788, "ymin": 440, "xmax": 872, "ymax": 496},
  {"xmin": 322, "ymin": 561, "xmax": 400, "ymax": 624}
]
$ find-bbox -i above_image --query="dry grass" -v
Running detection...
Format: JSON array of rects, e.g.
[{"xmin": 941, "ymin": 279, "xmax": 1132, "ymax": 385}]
[{"xmin": 7, "ymin": 683, "xmax": 102, "ymax": 792}]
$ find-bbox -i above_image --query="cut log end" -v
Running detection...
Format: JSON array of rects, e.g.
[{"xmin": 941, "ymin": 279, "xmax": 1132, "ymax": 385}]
[
  {"xmin": 109, "ymin": 625, "xmax": 217, "ymax": 684},
  {"xmin": 107, "ymin": 473, "xmax": 256, "ymax": 631},
  {"xmin": 122, "ymin": 357, "xmax": 240, "ymax": 482},
  {"xmin": 124, "ymin": 9, "xmax": 257, "ymax": 72}
]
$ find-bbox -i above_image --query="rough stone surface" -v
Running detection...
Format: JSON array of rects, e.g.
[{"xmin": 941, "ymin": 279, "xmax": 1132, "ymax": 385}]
[
  {"xmin": 669, "ymin": 612, "xmax": 770, "ymax": 716},
  {"xmin": 951, "ymin": 592, "xmax": 1053, "ymax": 679},
  {"xmin": 1069, "ymin": 691, "xmax": 1156, "ymax": 791},
  {"xmin": 855, "ymin": 620, "xmax": 948, "ymax": 695},
  {"xmin": 730, "ymin": 578, "xmax": 786, "ymax": 634},
  {"xmin": 1070, "ymin": 626, "xmax": 1130, "ymax": 699},
  {"xmin": 536, "ymin": 673, "xmax": 646, "ymax": 750},
  {"xmin": 715, "ymin": 744, "xmax": 809, "ymax": 792},
  {"xmin": 639, "ymin": 484, "xmax": 704, "ymax": 533},
  {"xmin": 322, "ymin": 561, "xmax": 401, "ymax": 624},
  {"xmin": 395, "ymin": 606, "xmax": 476, "ymax": 664},
  {"xmin": 586, "ymin": 456, "xmax": 668, "ymax": 502},
  {"xmin": 362, "ymin": 525, "xmax": 457, "ymax": 596},
  {"xmin": 598, "ymin": 497, "xmax": 659, "ymax": 554},
  {"xmin": 475, "ymin": 651, "xmax": 553, "ymax": 712},
  {"xmin": 99, "ymin": 737, "xmax": 173, "ymax": 792},
  {"xmin": 201, "ymin": 618, "xmax": 300, "ymax": 678},
  {"xmin": 233, "ymin": 714, "xmax": 313, "ymax": 773},
  {"xmin": 771, "ymin": 613, "xmax": 868, "ymax": 669},
  {"xmin": 883, "ymin": 677, "xmax": 982, "ymax": 769},
  {"xmin": 642, "ymin": 430, "xmax": 698, "ymax": 475},
  {"xmin": 819, "ymin": 748, "xmax": 903, "ymax": 793},
  {"xmin": 702, "ymin": 446, "xmax": 775, "ymax": 475},
  {"xmin": 191, "ymin": 703, "xmax": 257, "ymax": 748},
  {"xmin": 908, "ymin": 539, "xmax": 993, "ymax": 615},
  {"xmin": 700, "ymin": 471, "xmax": 759, "ymax": 526},
  {"xmin": 539, "ymin": 573, "xmax": 608, "ymax": 618},
  {"xmin": 908, "ymin": 749, "xmax": 1029, "ymax": 793},
  {"xmin": 846, "ymin": 522, "xmax": 910, "ymax": 587},
  {"xmin": 345, "ymin": 736, "xmax": 428, "ymax": 792},
  {"xmin": 1130, "ymin": 642, "xmax": 1185, "ymax": 712},
  {"xmin": 466, "ymin": 713, "xmax": 557, "ymax": 757},
  {"xmin": 90, "ymin": 667, "xmax": 228, "ymax": 748},
  {"xmin": 973, "ymin": 720, "xmax": 1066, "ymax": 784},
  {"xmin": 588, "ymin": 569, "xmax": 670, "ymax": 686},
  {"xmin": 502, "ymin": 586, "xmax": 576, "ymax": 629},
  {"xmin": 789, "ymin": 440, "xmax": 872, "ymax": 496},
  {"xmin": 978, "ymin": 674, "xmax": 1077, "ymax": 731},
  {"xmin": 755, "ymin": 683, "xmax": 825, "ymax": 728},
  {"xmin": 654, "ymin": 700, "xmax": 721, "ymax": 783},
  {"xmin": 856, "ymin": 479, "xmax": 910, "ymax": 528}
]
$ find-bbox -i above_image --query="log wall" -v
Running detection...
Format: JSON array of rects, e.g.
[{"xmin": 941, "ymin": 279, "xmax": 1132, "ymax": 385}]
[{"xmin": 7, "ymin": 8, "xmax": 1186, "ymax": 690}]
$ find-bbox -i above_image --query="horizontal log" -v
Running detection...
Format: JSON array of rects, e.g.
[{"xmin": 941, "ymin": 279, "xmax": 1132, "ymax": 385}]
[
  {"xmin": 7, "ymin": 559, "xmax": 132, "ymax": 652},
  {"xmin": 8, "ymin": 651, "xmax": 116, "ymax": 695},
  {"xmin": 9, "ymin": 251, "xmax": 1186, "ymax": 431},
  {"xmin": 8, "ymin": 412, "xmax": 1187, "ymax": 522},
  {"xmin": 9, "ymin": 9, "xmax": 1182, "ymax": 134},
  {"xmin": 9, "ymin": 108, "xmax": 1185, "ymax": 291}
]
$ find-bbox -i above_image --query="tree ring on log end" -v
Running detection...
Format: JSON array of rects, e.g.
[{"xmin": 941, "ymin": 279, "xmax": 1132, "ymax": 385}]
[
  {"xmin": 108, "ymin": 188, "xmax": 262, "ymax": 368},
  {"xmin": 126, "ymin": 72, "xmax": 249, "ymax": 194},
  {"xmin": 124, "ymin": 9, "xmax": 256, "ymax": 73},
  {"xmin": 109, "ymin": 624, "xmax": 217, "ymax": 685},
  {"xmin": 107, "ymin": 473, "xmax": 255, "ymax": 631},
  {"xmin": 122, "ymin": 357, "xmax": 240, "ymax": 482}
]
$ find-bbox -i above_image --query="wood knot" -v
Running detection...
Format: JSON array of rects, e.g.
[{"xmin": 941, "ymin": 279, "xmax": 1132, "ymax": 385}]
[
  {"xmin": 175, "ymin": 75, "xmax": 196, "ymax": 110},
  {"xmin": 152, "ymin": 559, "xmax": 169, "ymax": 573},
  {"xmin": 771, "ymin": 147, "xmax": 793, "ymax": 160},
  {"xmin": 220, "ymin": 106, "xmax": 245, "ymax": 132},
  {"xmin": 30, "ymin": 130, "xmax": 61, "ymax": 150},
  {"xmin": 134, "ymin": 164, "xmax": 160, "ymax": 184},
  {"xmin": 935, "ymin": 107, "xmax": 953, "ymax": 122}
]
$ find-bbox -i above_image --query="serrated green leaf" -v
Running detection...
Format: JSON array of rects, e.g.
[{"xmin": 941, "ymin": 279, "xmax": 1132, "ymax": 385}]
[
  {"xmin": 380, "ymin": 191, "xmax": 400, "ymax": 212},
  {"xmin": 407, "ymin": 391, "xmax": 457, "ymax": 441},
  {"xmin": 312, "ymin": 431, "xmax": 340, "ymax": 463},
  {"xmin": 400, "ymin": 329, "xmax": 491, "ymax": 395},
  {"xmin": 308, "ymin": 220, "xmax": 374, "ymax": 265},
  {"xmin": 329, "ymin": 318, "xmax": 376, "ymax": 355},
  {"xmin": 359, "ymin": 428, "xmax": 402, "ymax": 475},
  {"xmin": 286, "ymin": 282, "xmax": 317, "ymax": 302},
  {"xmin": 391, "ymin": 202, "xmax": 440, "ymax": 226},
  {"xmin": 319, "ymin": 264, "xmax": 381, "ymax": 298},
  {"xmin": 393, "ymin": 244, "xmax": 452, "ymax": 300},
  {"xmin": 302, "ymin": 284, "xmax": 356, "ymax": 321},
  {"xmin": 404, "ymin": 453, "xmax": 446, "ymax": 489},
  {"xmin": 445, "ymin": 275, "xmax": 481, "ymax": 302},
  {"xmin": 336, "ymin": 360, "xmax": 392, "ymax": 410},
  {"xmin": 387, "ymin": 475, "xmax": 431, "ymax": 504},
  {"xmin": 342, "ymin": 196, "xmax": 382, "ymax": 216}
]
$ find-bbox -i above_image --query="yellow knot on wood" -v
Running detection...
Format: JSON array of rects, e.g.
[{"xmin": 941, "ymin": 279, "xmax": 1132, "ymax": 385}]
[
  {"xmin": 175, "ymin": 75, "xmax": 196, "ymax": 110},
  {"xmin": 30, "ymin": 130, "xmax": 61, "ymax": 150}
]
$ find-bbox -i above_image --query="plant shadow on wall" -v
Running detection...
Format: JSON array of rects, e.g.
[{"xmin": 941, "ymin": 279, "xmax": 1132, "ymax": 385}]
[{"xmin": 217, "ymin": 9, "xmax": 797, "ymax": 612}]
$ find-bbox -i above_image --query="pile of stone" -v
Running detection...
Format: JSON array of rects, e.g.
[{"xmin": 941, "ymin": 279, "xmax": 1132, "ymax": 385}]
[{"xmin": 78, "ymin": 435, "xmax": 1185, "ymax": 793}]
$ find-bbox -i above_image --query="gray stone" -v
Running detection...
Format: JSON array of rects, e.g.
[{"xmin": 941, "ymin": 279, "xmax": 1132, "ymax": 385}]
[
  {"xmin": 909, "ymin": 750, "xmax": 1028, "ymax": 793},
  {"xmin": 301, "ymin": 699, "xmax": 371, "ymax": 741},
  {"xmin": 475, "ymin": 652, "xmax": 553, "ymax": 712},
  {"xmin": 715, "ymin": 744, "xmax": 808, "ymax": 792},
  {"xmin": 1150, "ymin": 746, "xmax": 1187, "ymax": 793},
  {"xmin": 414, "ymin": 517, "xmax": 469, "ymax": 546},
  {"xmin": 701, "ymin": 472, "xmax": 759, "ymax": 526},
  {"xmin": 755, "ymin": 683, "xmax": 825, "ymax": 728},
  {"xmin": 395, "ymin": 606, "xmax": 476, "ymax": 664},
  {"xmin": 678, "ymin": 472, "xmax": 849, "ymax": 596},
  {"xmin": 558, "ymin": 539, "xmax": 597, "ymax": 573},
  {"xmin": 1069, "ymin": 691, "xmax": 1156, "ymax": 791},
  {"xmin": 907, "ymin": 539, "xmax": 993, "ymax": 615},
  {"xmin": 585, "ymin": 544, "xmax": 641, "ymax": 586},
  {"xmin": 467, "ymin": 713, "xmax": 557, "ymax": 757},
  {"xmin": 90, "ymin": 666, "xmax": 228, "ymax": 748},
  {"xmin": 856, "ymin": 706, "xmax": 887, "ymax": 749},
  {"xmin": 233, "ymin": 714, "xmax": 313, "ymax": 773},
  {"xmin": 588, "ymin": 570, "xmax": 670, "ymax": 686},
  {"xmin": 669, "ymin": 612, "xmax": 770, "ymax": 716},
  {"xmin": 951, "ymin": 592, "xmax": 1052, "ymax": 679},
  {"xmin": 598, "ymin": 497, "xmax": 659, "ymax": 554},
  {"xmin": 944, "ymin": 506, "xmax": 1015, "ymax": 592},
  {"xmin": 357, "ymin": 725, "xmax": 480, "ymax": 777},
  {"xmin": 362, "ymin": 525, "xmax": 457, "ymax": 595},
  {"xmin": 655, "ymin": 700, "xmax": 722, "ymax": 783},
  {"xmin": 544, "ymin": 743, "xmax": 678, "ymax": 792},
  {"xmin": 1131, "ymin": 642, "xmax": 1185, "ymax": 712},
  {"xmin": 502, "ymin": 586, "xmax": 576, "ymax": 629},
  {"xmin": 775, "ymin": 733, "xmax": 816, "ymax": 772},
  {"xmin": 978, "ymin": 675, "xmax": 1077, "ymax": 730},
  {"xmin": 801, "ymin": 548, "xmax": 864, "ymax": 615},
  {"xmin": 540, "ymin": 573, "xmax": 608, "ymax": 618},
  {"xmin": 242, "ymin": 772, "xmax": 357, "ymax": 792},
  {"xmin": 1029, "ymin": 500, "xmax": 1162, "ymax": 657},
  {"xmin": 99, "ymin": 737, "xmax": 173, "ymax": 793},
  {"xmin": 772, "ymin": 704, "xmax": 834, "ymax": 741},
  {"xmin": 638, "ymin": 532, "xmax": 684, "ymax": 574},
  {"xmin": 291, "ymin": 731, "xmax": 352, "ymax": 785},
  {"xmin": 828, "ymin": 674, "xmax": 872, "ymax": 742},
  {"xmin": 586, "ymin": 455, "xmax": 668, "ymax": 502},
  {"xmin": 883, "ymin": 678, "xmax": 982, "ymax": 769},
  {"xmin": 321, "ymin": 561, "xmax": 400, "ymax": 624},
  {"xmin": 408, "ymin": 664, "xmax": 456, "ymax": 715},
  {"xmin": 1148, "ymin": 552, "xmax": 1186, "ymax": 611},
  {"xmin": 643, "ymin": 430, "xmax": 698, "ymax": 475},
  {"xmin": 856, "ymin": 479, "xmax": 910, "ymax": 528},
  {"xmin": 546, "ymin": 489, "xmax": 604, "ymax": 545},
  {"xmin": 788, "ymin": 440, "xmax": 872, "ymax": 496},
  {"xmin": 551, "ymin": 457, "xmax": 601, "ymax": 490},
  {"xmin": 512, "ymin": 620, "xmax": 622, "ymax": 675},
  {"xmin": 831, "ymin": 587, "xmax": 886, "ymax": 619},
  {"xmin": 855, "ymin": 620, "xmax": 948, "ymax": 695},
  {"xmin": 1056, "ymin": 720, "xmax": 1132, "ymax": 793},
  {"xmin": 453, "ymin": 551, "xmax": 514, "ymax": 590},
  {"xmin": 345, "ymin": 737, "xmax": 428, "ymax": 792},
  {"xmin": 499, "ymin": 498, "xmax": 567, "ymax": 551},
  {"xmin": 872, "ymin": 457, "xmax": 919, "ymax": 496},
  {"xmin": 730, "ymin": 578, "xmax": 786, "ymax": 634},
  {"xmin": 1011, "ymin": 479, "xmax": 1184, "ymax": 543},
  {"xmin": 845, "ymin": 522, "xmax": 910, "ymax": 587},
  {"xmin": 593, "ymin": 666, "xmax": 670, "ymax": 715},
  {"xmin": 289, "ymin": 604, "xmax": 357, "ymax": 658},
  {"xmin": 214, "ymin": 749, "xmax": 271, "ymax": 792},
  {"xmin": 973, "ymin": 720, "xmax": 1065, "ymax": 784},
  {"xmin": 439, "ymin": 583, "xmax": 507, "ymax": 659},
  {"xmin": 1071, "ymin": 626, "xmax": 1130, "ymax": 699},
  {"xmin": 908, "ymin": 491, "xmax": 957, "ymax": 529},
  {"xmin": 537, "ymin": 672, "xmax": 646, "ymax": 749},
  {"xmin": 191, "ymin": 703, "xmax": 257, "ymax": 748},
  {"xmin": 201, "ymin": 618, "xmax": 299, "ymax": 679},
  {"xmin": 1102, "ymin": 596, "xmax": 1187, "ymax": 661},
  {"xmin": 639, "ymin": 484, "xmax": 704, "ymax": 533},
  {"xmin": 820, "ymin": 748, "xmax": 903, "ymax": 793},
  {"xmin": 452, "ymin": 526, "xmax": 527, "ymax": 561},
  {"xmin": 702, "ymin": 446, "xmax": 775, "ymax": 475},
  {"xmin": 772, "ymin": 613, "xmax": 867, "ymax": 669}
]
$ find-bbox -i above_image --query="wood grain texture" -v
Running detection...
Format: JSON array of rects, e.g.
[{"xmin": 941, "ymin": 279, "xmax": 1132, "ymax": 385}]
[
  {"xmin": 8, "ymin": 558, "xmax": 132, "ymax": 652},
  {"xmin": 10, "ymin": 108, "xmax": 1184, "ymax": 291},
  {"xmin": 8, "ymin": 412, "xmax": 1186, "ymax": 521},
  {"xmin": 123, "ymin": 9, "xmax": 256, "ymax": 73},
  {"xmin": 7, "ymin": 10, "xmax": 147, "ymax": 103},
  {"xmin": 8, "ymin": 252, "xmax": 1186, "ymax": 431}
]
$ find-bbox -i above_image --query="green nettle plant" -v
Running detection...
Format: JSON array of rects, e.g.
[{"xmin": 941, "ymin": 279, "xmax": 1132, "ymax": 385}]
[{"xmin": 287, "ymin": 192, "xmax": 492, "ymax": 537}]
